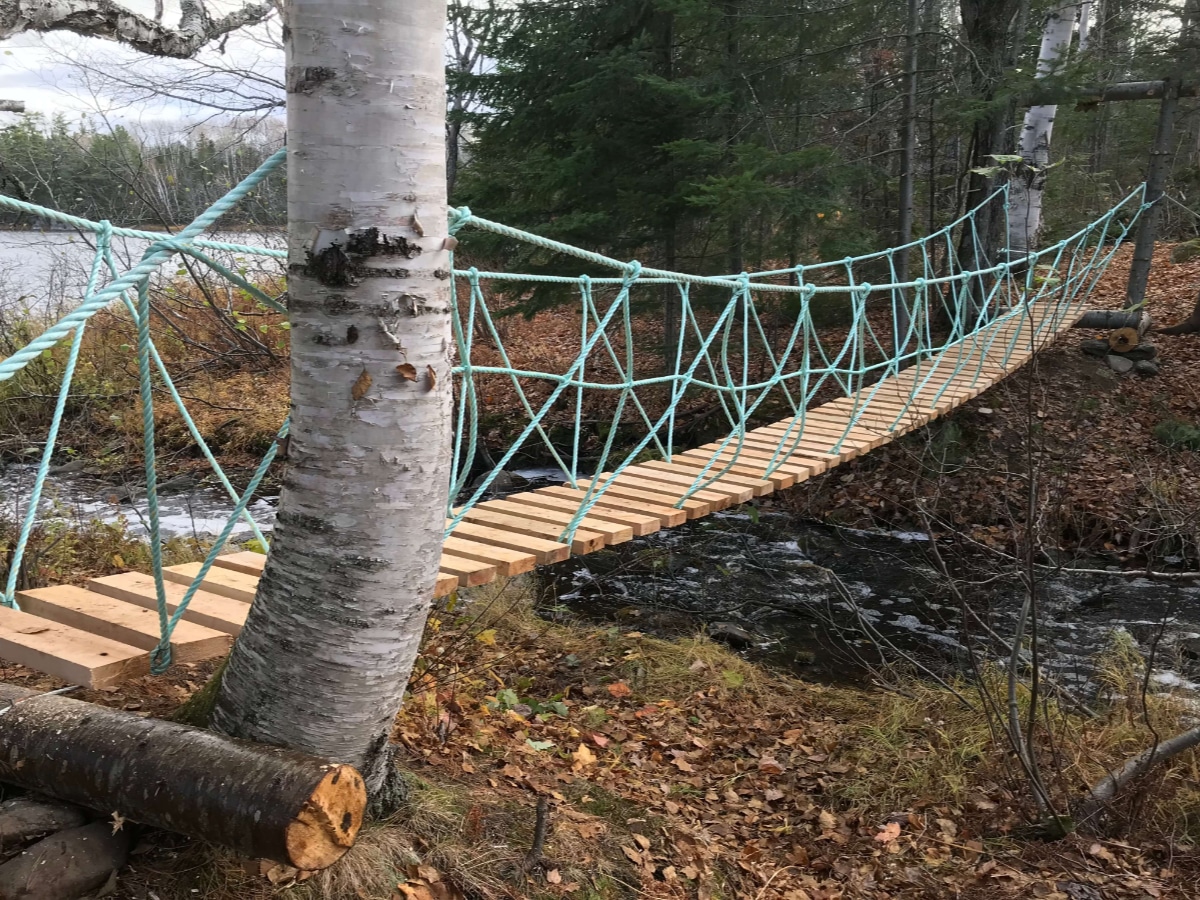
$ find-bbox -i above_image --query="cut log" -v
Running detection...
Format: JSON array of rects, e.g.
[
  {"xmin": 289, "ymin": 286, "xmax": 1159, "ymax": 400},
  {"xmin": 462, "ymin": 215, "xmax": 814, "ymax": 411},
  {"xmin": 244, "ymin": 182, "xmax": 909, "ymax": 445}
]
[
  {"xmin": 0, "ymin": 797, "xmax": 87, "ymax": 851},
  {"xmin": 0, "ymin": 821, "xmax": 128, "ymax": 900},
  {"xmin": 1074, "ymin": 310, "xmax": 1151, "ymax": 332},
  {"xmin": 1107, "ymin": 327, "xmax": 1140, "ymax": 352},
  {"xmin": 0, "ymin": 684, "xmax": 365, "ymax": 870}
]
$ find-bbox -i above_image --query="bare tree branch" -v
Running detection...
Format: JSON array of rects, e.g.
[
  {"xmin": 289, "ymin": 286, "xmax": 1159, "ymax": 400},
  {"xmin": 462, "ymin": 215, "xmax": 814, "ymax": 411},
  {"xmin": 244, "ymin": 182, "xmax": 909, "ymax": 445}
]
[
  {"xmin": 1079, "ymin": 724, "xmax": 1200, "ymax": 825},
  {"xmin": 0, "ymin": 0, "xmax": 273, "ymax": 58}
]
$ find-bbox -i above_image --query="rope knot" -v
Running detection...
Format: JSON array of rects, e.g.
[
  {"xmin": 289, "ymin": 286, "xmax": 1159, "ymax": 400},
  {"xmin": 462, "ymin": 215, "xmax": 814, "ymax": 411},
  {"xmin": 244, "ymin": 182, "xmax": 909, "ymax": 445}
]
[
  {"xmin": 623, "ymin": 260, "xmax": 642, "ymax": 283},
  {"xmin": 448, "ymin": 206, "xmax": 473, "ymax": 234},
  {"xmin": 150, "ymin": 641, "xmax": 172, "ymax": 675}
]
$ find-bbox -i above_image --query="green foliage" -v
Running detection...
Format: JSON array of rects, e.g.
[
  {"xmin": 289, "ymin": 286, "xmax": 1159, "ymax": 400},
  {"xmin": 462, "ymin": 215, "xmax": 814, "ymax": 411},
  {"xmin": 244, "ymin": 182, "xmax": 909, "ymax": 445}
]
[
  {"xmin": 1153, "ymin": 418, "xmax": 1200, "ymax": 451},
  {"xmin": 0, "ymin": 114, "xmax": 284, "ymax": 227},
  {"xmin": 455, "ymin": 0, "xmax": 885, "ymax": 311}
]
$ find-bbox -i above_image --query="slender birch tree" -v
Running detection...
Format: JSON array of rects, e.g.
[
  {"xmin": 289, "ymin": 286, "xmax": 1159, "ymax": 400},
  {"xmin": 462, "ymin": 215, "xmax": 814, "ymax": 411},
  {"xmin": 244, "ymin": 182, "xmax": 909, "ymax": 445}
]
[
  {"xmin": 210, "ymin": 0, "xmax": 452, "ymax": 807},
  {"xmin": 0, "ymin": 0, "xmax": 452, "ymax": 808},
  {"xmin": 1007, "ymin": 3, "xmax": 1081, "ymax": 257}
]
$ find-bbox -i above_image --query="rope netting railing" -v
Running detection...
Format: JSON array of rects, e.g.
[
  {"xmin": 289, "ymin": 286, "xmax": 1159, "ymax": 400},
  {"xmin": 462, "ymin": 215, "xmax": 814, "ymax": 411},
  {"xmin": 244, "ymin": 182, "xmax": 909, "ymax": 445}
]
[{"xmin": 0, "ymin": 144, "xmax": 1147, "ymax": 672}]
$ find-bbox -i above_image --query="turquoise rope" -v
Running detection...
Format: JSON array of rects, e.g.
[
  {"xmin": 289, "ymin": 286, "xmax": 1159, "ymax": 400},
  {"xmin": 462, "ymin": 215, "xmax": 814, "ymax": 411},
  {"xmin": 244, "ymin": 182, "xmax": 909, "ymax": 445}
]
[{"xmin": 0, "ymin": 170, "xmax": 1148, "ymax": 666}]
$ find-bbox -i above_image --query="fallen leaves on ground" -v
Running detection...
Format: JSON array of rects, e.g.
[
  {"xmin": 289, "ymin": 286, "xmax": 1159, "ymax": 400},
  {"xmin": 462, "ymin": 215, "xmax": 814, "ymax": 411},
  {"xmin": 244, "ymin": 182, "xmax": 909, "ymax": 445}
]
[{"xmin": 395, "ymin": 596, "xmax": 1199, "ymax": 899}]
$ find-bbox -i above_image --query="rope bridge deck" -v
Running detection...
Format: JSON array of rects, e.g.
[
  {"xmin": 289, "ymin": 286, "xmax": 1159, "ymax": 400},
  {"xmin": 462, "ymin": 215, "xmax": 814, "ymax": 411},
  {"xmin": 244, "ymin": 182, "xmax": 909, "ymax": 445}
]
[
  {"xmin": 0, "ymin": 148, "xmax": 1146, "ymax": 686},
  {"xmin": 0, "ymin": 299, "xmax": 1088, "ymax": 687}
]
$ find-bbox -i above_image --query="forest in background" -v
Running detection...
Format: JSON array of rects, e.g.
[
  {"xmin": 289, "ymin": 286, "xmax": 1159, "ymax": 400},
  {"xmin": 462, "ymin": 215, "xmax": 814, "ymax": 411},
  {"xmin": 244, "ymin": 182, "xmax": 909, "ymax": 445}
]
[{"xmin": 1, "ymin": 0, "xmax": 1199, "ymax": 271}]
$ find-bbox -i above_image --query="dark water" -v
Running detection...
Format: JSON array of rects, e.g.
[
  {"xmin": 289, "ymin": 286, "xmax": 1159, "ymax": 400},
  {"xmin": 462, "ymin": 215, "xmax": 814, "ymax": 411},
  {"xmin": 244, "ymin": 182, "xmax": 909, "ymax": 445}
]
[{"xmin": 536, "ymin": 509, "xmax": 1200, "ymax": 699}]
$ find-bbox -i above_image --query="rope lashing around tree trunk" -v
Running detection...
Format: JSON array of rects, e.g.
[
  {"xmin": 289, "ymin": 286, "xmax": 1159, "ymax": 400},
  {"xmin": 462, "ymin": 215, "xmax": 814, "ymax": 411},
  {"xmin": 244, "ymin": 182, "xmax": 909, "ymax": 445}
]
[{"xmin": 0, "ymin": 153, "xmax": 1149, "ymax": 672}]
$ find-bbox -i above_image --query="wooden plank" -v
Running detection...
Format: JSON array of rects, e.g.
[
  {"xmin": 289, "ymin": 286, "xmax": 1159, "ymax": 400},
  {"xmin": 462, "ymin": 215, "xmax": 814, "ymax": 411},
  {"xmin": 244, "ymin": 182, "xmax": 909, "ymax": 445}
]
[
  {"xmin": 512, "ymin": 492, "xmax": 662, "ymax": 536},
  {"xmin": 759, "ymin": 415, "xmax": 891, "ymax": 448},
  {"xmin": 162, "ymin": 563, "xmax": 257, "ymax": 604},
  {"xmin": 622, "ymin": 463, "xmax": 754, "ymax": 504},
  {"xmin": 537, "ymin": 486, "xmax": 688, "ymax": 528},
  {"xmin": 479, "ymin": 498, "xmax": 635, "ymax": 544},
  {"xmin": 639, "ymin": 459, "xmax": 774, "ymax": 497},
  {"xmin": 675, "ymin": 450, "xmax": 797, "ymax": 489},
  {"xmin": 438, "ymin": 553, "xmax": 499, "ymax": 587},
  {"xmin": 443, "ymin": 536, "xmax": 537, "ymax": 576},
  {"xmin": 687, "ymin": 443, "xmax": 824, "ymax": 481},
  {"xmin": 88, "ymin": 572, "xmax": 249, "ymax": 636},
  {"xmin": 592, "ymin": 472, "xmax": 731, "ymax": 511},
  {"xmin": 435, "ymin": 573, "xmax": 460, "ymax": 598},
  {"xmin": 734, "ymin": 431, "xmax": 863, "ymax": 463},
  {"xmin": 213, "ymin": 551, "xmax": 267, "ymax": 577},
  {"xmin": 574, "ymin": 478, "xmax": 711, "ymax": 518},
  {"xmin": 691, "ymin": 441, "xmax": 830, "ymax": 480},
  {"xmin": 0, "ymin": 604, "xmax": 148, "ymax": 689},
  {"xmin": 15, "ymin": 586, "xmax": 231, "ymax": 664},
  {"xmin": 447, "ymin": 520, "xmax": 570, "ymax": 565},
  {"xmin": 457, "ymin": 507, "xmax": 607, "ymax": 555}
]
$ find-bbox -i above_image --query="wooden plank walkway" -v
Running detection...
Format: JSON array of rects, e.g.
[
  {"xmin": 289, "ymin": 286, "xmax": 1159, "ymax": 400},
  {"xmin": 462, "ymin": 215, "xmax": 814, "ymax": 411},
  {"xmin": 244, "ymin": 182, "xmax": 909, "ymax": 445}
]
[{"xmin": 0, "ymin": 303, "xmax": 1085, "ymax": 687}]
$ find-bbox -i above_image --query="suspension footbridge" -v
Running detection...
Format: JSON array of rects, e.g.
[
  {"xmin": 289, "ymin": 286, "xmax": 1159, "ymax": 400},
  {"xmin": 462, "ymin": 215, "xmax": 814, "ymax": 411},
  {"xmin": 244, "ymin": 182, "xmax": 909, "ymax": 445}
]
[{"xmin": 0, "ymin": 149, "xmax": 1146, "ymax": 686}]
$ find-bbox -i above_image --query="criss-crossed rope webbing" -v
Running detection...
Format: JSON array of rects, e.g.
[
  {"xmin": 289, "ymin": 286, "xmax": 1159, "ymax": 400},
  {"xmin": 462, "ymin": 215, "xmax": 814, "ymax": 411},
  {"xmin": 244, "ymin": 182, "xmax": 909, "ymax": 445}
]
[{"xmin": 0, "ymin": 146, "xmax": 1147, "ymax": 672}]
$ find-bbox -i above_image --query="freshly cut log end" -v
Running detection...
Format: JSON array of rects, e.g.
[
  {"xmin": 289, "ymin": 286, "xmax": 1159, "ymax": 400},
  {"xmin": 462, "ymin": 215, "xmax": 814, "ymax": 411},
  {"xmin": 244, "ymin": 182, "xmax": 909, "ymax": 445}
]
[
  {"xmin": 285, "ymin": 764, "xmax": 366, "ymax": 871},
  {"xmin": 1108, "ymin": 327, "xmax": 1139, "ymax": 352},
  {"xmin": 0, "ymin": 684, "xmax": 366, "ymax": 870}
]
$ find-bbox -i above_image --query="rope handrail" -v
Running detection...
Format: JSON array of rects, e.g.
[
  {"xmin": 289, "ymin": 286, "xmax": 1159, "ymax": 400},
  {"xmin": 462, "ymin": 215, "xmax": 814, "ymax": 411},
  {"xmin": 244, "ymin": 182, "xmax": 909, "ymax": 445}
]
[{"xmin": 0, "ymin": 153, "xmax": 1147, "ymax": 673}]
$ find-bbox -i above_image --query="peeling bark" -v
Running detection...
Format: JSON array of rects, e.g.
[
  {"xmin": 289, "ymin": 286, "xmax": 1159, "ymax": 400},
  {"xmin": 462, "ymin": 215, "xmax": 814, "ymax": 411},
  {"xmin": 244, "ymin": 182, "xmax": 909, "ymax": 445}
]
[
  {"xmin": 1008, "ymin": 4, "xmax": 1079, "ymax": 257},
  {"xmin": 0, "ymin": 0, "xmax": 272, "ymax": 58},
  {"xmin": 212, "ymin": 0, "xmax": 452, "ymax": 810}
]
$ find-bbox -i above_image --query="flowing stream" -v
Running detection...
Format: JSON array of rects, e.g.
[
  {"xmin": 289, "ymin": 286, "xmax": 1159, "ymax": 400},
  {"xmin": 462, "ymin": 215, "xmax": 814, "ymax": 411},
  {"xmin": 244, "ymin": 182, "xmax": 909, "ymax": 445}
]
[{"xmin": 3, "ymin": 461, "xmax": 1198, "ymax": 702}]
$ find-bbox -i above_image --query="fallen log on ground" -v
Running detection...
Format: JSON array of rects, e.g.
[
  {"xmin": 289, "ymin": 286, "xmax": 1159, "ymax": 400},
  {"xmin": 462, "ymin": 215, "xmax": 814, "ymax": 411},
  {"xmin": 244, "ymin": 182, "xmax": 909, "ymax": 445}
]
[
  {"xmin": 0, "ymin": 684, "xmax": 365, "ymax": 870},
  {"xmin": 1072, "ymin": 310, "xmax": 1151, "ymax": 332},
  {"xmin": 1078, "ymin": 722, "xmax": 1200, "ymax": 829}
]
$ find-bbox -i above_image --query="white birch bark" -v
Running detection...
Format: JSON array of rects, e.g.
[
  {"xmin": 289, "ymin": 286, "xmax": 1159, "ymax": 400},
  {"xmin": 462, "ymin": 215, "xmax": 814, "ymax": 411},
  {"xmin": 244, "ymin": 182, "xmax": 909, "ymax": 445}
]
[
  {"xmin": 211, "ymin": 0, "xmax": 452, "ymax": 806},
  {"xmin": 1008, "ymin": 3, "xmax": 1080, "ymax": 256},
  {"xmin": 0, "ymin": 0, "xmax": 271, "ymax": 57}
]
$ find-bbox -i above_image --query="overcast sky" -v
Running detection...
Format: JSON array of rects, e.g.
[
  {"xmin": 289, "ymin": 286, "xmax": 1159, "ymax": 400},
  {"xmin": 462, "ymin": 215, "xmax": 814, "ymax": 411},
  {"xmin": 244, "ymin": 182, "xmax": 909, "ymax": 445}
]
[{"xmin": 0, "ymin": 1, "xmax": 284, "ymax": 130}]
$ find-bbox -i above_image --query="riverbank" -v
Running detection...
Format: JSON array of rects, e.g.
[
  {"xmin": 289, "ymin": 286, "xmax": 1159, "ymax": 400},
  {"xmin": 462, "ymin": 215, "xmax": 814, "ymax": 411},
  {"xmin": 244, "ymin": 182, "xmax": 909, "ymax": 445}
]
[{"xmin": 0, "ymin": 573, "xmax": 1194, "ymax": 899}]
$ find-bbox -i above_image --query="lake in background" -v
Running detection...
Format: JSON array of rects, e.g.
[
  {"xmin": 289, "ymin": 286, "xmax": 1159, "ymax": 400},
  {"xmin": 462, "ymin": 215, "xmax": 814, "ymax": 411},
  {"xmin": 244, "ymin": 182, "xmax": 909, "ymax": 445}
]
[{"xmin": 0, "ymin": 229, "xmax": 286, "ymax": 315}]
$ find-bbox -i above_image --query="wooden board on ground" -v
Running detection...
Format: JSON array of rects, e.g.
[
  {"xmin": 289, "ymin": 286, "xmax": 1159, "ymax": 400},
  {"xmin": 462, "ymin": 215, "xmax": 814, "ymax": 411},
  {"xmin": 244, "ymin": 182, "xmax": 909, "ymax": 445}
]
[
  {"xmin": 162, "ymin": 563, "xmax": 258, "ymax": 604},
  {"xmin": 88, "ymin": 572, "xmax": 250, "ymax": 636},
  {"xmin": 212, "ymin": 551, "xmax": 267, "ymax": 577},
  {"xmin": 15, "ymin": 586, "xmax": 230, "ymax": 664},
  {"xmin": 0, "ymin": 604, "xmax": 148, "ymax": 689}
]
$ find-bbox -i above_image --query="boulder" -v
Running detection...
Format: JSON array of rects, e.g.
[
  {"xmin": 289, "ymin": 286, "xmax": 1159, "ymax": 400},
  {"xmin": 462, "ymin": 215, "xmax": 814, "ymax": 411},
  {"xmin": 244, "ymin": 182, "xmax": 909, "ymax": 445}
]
[
  {"xmin": 1106, "ymin": 354, "xmax": 1134, "ymax": 374},
  {"xmin": 708, "ymin": 621, "xmax": 757, "ymax": 648},
  {"xmin": 0, "ymin": 798, "xmax": 88, "ymax": 854},
  {"xmin": 1123, "ymin": 343, "xmax": 1158, "ymax": 362},
  {"xmin": 0, "ymin": 822, "xmax": 129, "ymax": 900},
  {"xmin": 1080, "ymin": 338, "xmax": 1110, "ymax": 358},
  {"xmin": 1134, "ymin": 360, "xmax": 1161, "ymax": 376}
]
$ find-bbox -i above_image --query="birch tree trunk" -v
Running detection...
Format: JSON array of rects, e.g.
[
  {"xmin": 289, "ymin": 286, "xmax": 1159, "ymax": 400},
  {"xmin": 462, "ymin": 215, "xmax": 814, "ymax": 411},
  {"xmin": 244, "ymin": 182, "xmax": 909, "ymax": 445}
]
[
  {"xmin": 894, "ymin": 0, "xmax": 921, "ymax": 353},
  {"xmin": 211, "ymin": 0, "xmax": 452, "ymax": 808},
  {"xmin": 1007, "ymin": 3, "xmax": 1080, "ymax": 257}
]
